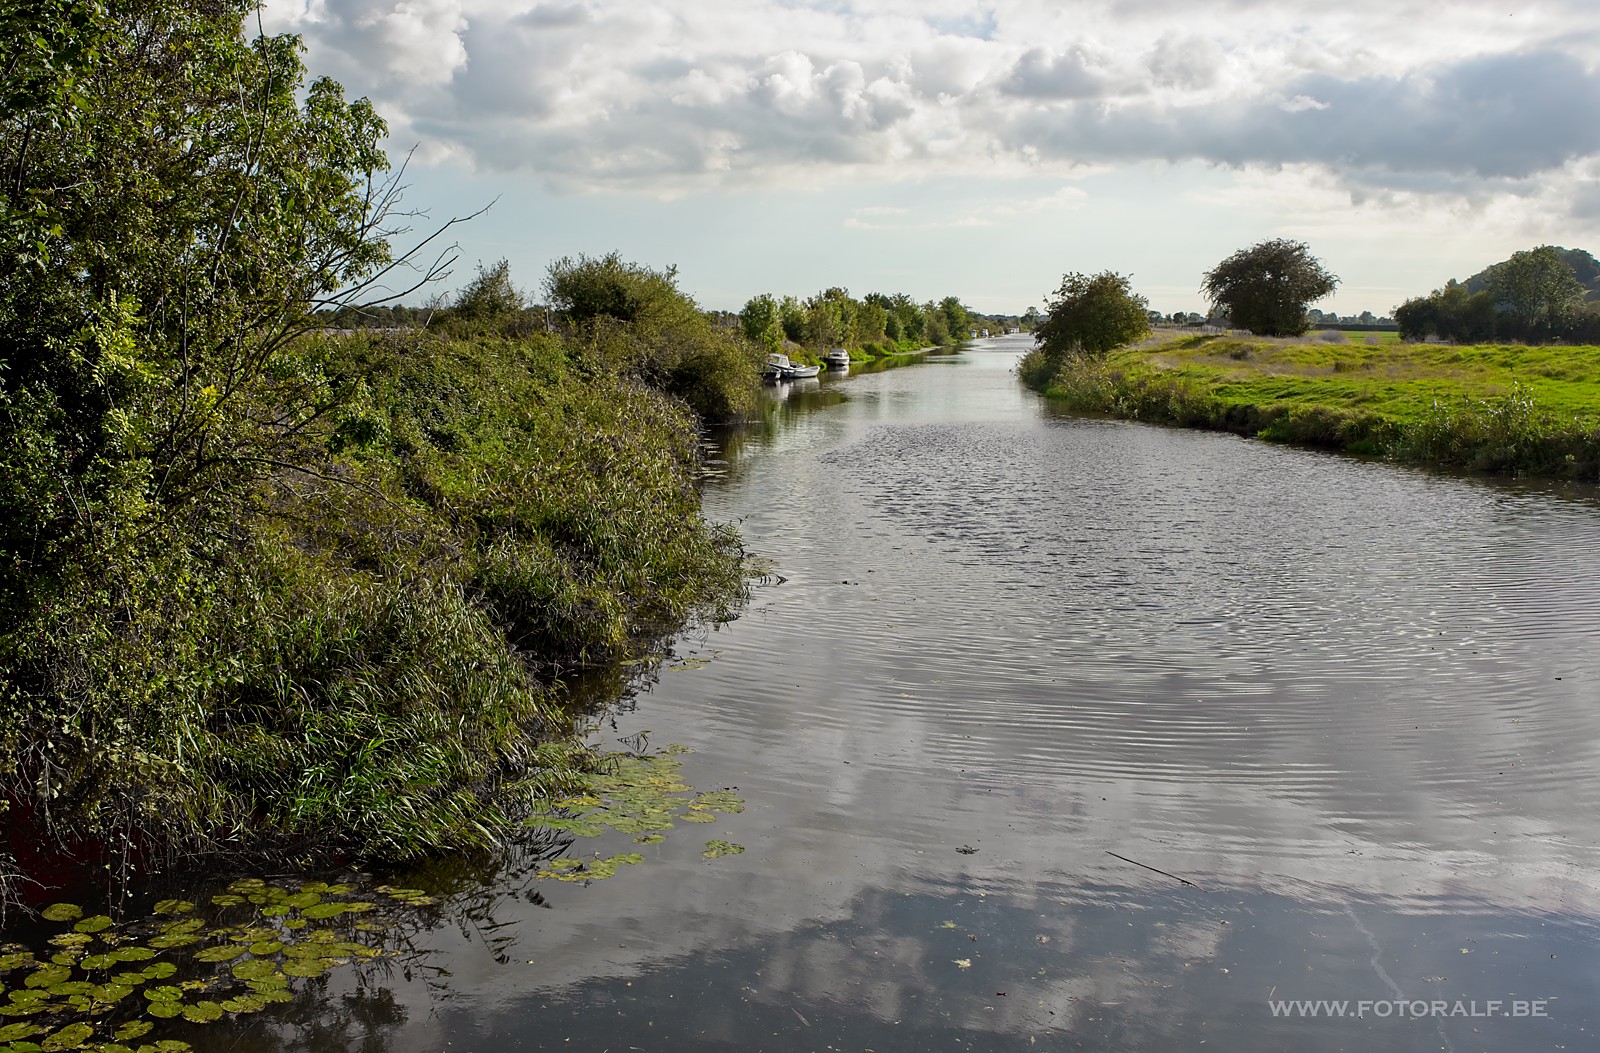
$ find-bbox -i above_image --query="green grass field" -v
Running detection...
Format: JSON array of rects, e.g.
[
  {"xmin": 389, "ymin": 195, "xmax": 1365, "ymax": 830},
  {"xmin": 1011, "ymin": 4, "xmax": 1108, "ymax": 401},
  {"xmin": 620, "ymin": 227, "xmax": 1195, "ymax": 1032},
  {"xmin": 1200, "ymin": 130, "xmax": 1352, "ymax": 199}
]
[
  {"xmin": 1022, "ymin": 333, "xmax": 1600, "ymax": 479},
  {"xmin": 1133, "ymin": 333, "xmax": 1600, "ymax": 423}
]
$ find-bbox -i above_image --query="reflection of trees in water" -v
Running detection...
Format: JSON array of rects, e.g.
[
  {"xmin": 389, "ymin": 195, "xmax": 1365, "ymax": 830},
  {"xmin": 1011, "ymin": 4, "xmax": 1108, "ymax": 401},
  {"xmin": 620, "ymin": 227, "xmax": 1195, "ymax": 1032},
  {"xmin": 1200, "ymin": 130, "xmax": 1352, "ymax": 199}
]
[{"xmin": 239, "ymin": 979, "xmax": 409, "ymax": 1053}]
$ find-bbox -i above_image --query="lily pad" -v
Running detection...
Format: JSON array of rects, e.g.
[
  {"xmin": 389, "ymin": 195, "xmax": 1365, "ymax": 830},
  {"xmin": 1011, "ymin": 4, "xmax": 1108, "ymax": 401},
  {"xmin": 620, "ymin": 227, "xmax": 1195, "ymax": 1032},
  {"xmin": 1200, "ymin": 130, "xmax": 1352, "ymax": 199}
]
[
  {"xmin": 38, "ymin": 1021, "xmax": 94, "ymax": 1050},
  {"xmin": 151, "ymin": 900, "xmax": 193, "ymax": 916},
  {"xmin": 703, "ymin": 840, "xmax": 745, "ymax": 858},
  {"xmin": 113, "ymin": 1020, "xmax": 153, "ymax": 1041},
  {"xmin": 279, "ymin": 959, "xmax": 329, "ymax": 979},
  {"xmin": 0, "ymin": 1022, "xmax": 42, "ymax": 1042},
  {"xmin": 180, "ymin": 1001, "xmax": 224, "ymax": 1023},
  {"xmin": 39, "ymin": 905, "xmax": 82, "ymax": 923},
  {"xmin": 191, "ymin": 945, "xmax": 248, "ymax": 963},
  {"xmin": 108, "ymin": 948, "xmax": 154, "ymax": 963},
  {"xmin": 230, "ymin": 960, "xmax": 278, "ymax": 982},
  {"xmin": 299, "ymin": 903, "xmax": 349, "ymax": 920}
]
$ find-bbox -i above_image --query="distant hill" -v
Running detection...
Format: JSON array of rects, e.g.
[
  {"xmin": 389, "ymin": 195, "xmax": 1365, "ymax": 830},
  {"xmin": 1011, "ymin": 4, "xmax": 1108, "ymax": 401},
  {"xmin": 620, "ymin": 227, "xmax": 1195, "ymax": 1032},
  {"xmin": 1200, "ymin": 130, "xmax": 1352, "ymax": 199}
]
[{"xmin": 1462, "ymin": 246, "xmax": 1600, "ymax": 300}]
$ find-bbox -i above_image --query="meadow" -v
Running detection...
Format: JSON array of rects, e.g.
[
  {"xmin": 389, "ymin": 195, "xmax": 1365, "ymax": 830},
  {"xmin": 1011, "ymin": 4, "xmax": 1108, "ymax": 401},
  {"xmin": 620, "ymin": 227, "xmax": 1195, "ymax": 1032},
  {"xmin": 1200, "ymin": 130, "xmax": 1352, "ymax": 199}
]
[{"xmin": 1022, "ymin": 332, "xmax": 1600, "ymax": 479}]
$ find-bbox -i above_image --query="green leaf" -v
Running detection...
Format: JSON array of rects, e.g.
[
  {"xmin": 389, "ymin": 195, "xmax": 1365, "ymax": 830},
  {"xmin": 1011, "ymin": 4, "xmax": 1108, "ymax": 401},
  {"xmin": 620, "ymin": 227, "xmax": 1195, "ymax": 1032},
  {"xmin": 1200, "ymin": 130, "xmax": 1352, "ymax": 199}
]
[
  {"xmin": 38, "ymin": 1022, "xmax": 94, "ymax": 1051},
  {"xmin": 38, "ymin": 906, "xmax": 81, "ymax": 923},
  {"xmin": 112, "ymin": 1020, "xmax": 152, "ymax": 1041},
  {"xmin": 180, "ymin": 1001, "xmax": 223, "ymax": 1023}
]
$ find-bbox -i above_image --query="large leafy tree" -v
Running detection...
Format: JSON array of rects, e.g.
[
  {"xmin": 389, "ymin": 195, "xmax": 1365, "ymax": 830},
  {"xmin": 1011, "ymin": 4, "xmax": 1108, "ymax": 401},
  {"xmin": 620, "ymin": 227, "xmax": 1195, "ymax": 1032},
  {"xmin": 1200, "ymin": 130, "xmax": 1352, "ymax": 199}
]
[
  {"xmin": 1201, "ymin": 239, "xmax": 1338, "ymax": 336},
  {"xmin": 1485, "ymin": 245, "xmax": 1587, "ymax": 340},
  {"xmin": 1034, "ymin": 271, "xmax": 1151, "ymax": 358},
  {"xmin": 0, "ymin": 0, "xmax": 398, "ymax": 614}
]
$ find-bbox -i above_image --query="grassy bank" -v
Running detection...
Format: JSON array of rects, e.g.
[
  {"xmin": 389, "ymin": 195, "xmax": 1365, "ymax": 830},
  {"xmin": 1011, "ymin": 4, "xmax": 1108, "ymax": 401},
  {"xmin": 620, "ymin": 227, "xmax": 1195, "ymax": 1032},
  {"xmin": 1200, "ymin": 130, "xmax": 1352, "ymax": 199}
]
[
  {"xmin": 1, "ymin": 329, "xmax": 750, "ymax": 910},
  {"xmin": 1020, "ymin": 333, "xmax": 1600, "ymax": 479}
]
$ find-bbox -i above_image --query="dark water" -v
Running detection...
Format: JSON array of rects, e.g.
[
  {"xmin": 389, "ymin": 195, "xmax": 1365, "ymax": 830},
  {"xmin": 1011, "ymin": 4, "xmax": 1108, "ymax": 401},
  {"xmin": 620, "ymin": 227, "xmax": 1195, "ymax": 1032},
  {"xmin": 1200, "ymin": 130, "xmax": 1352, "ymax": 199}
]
[{"xmin": 243, "ymin": 337, "xmax": 1600, "ymax": 1051}]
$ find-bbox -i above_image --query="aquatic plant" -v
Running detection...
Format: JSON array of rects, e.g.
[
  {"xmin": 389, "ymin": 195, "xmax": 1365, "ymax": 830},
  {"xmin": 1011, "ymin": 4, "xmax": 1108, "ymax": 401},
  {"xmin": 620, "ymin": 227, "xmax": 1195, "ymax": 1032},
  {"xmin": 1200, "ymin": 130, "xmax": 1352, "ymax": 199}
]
[
  {"xmin": 525, "ymin": 746, "xmax": 744, "ymax": 882},
  {"xmin": 0, "ymin": 880, "xmax": 435, "ymax": 1053}
]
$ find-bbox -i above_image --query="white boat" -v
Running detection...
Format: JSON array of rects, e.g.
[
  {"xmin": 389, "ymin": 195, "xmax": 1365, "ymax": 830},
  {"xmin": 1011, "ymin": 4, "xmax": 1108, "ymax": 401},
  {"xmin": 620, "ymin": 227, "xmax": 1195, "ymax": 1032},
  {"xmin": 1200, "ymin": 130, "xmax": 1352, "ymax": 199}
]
[
  {"xmin": 765, "ymin": 352, "xmax": 821, "ymax": 380},
  {"xmin": 824, "ymin": 348, "xmax": 852, "ymax": 369}
]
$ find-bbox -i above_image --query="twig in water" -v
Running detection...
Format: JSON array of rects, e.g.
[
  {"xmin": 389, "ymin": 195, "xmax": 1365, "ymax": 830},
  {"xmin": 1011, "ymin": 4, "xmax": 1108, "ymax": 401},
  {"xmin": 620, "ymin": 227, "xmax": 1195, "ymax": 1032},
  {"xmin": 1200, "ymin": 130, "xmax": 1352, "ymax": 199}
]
[{"xmin": 1106, "ymin": 851, "xmax": 1206, "ymax": 890}]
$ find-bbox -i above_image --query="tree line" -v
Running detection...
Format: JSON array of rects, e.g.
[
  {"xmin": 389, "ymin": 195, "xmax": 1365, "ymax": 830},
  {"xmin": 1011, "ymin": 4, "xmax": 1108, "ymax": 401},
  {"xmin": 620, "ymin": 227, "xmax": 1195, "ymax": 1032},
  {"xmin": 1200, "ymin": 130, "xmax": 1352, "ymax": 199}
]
[{"xmin": 1394, "ymin": 246, "xmax": 1600, "ymax": 344}]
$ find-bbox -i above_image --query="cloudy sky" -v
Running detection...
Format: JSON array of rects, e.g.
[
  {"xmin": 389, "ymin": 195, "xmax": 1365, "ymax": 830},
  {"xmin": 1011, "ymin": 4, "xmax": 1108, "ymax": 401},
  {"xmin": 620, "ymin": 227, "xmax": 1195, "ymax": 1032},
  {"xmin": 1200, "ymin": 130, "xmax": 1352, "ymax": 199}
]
[{"xmin": 261, "ymin": 0, "xmax": 1600, "ymax": 316}]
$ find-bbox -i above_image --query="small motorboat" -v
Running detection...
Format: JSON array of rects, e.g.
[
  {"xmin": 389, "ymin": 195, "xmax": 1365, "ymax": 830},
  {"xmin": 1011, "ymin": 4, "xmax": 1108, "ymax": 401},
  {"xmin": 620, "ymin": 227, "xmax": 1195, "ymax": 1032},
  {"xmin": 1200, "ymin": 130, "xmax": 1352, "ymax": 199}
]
[
  {"xmin": 766, "ymin": 352, "xmax": 821, "ymax": 380},
  {"xmin": 824, "ymin": 348, "xmax": 852, "ymax": 369}
]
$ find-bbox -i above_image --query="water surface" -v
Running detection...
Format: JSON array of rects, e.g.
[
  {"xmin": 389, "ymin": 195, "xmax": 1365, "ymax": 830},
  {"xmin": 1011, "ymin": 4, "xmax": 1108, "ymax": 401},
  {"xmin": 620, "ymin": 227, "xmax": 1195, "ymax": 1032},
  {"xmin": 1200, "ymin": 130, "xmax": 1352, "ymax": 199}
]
[{"xmin": 242, "ymin": 337, "xmax": 1600, "ymax": 1051}]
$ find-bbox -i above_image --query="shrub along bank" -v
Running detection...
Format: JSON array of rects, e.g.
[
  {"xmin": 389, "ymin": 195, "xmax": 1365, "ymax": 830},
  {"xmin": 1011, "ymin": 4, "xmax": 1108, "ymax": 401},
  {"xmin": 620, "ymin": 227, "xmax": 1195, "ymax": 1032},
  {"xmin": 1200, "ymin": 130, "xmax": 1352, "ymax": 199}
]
[
  {"xmin": 0, "ymin": 2, "xmax": 755, "ymax": 911},
  {"xmin": 1019, "ymin": 333, "xmax": 1600, "ymax": 479}
]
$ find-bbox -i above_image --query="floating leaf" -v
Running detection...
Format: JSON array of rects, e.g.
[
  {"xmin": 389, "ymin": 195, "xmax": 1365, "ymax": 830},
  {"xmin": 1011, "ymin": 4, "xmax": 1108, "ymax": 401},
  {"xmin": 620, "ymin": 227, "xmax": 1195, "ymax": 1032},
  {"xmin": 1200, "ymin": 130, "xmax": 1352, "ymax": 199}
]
[
  {"xmin": 140, "ymin": 963, "xmax": 176, "ymax": 981},
  {"xmin": 281, "ymin": 892, "xmax": 321, "ymax": 911},
  {"xmin": 146, "ymin": 1001, "xmax": 182, "ymax": 1018},
  {"xmin": 226, "ymin": 879, "xmax": 266, "ymax": 893},
  {"xmin": 111, "ymin": 971, "xmax": 149, "ymax": 987},
  {"xmin": 299, "ymin": 904, "xmax": 347, "ymax": 920},
  {"xmin": 108, "ymin": 948, "xmax": 153, "ymax": 964},
  {"xmin": 209, "ymin": 895, "xmax": 244, "ymax": 907},
  {"xmin": 142, "ymin": 986, "xmax": 181, "ymax": 1003},
  {"xmin": 39, "ymin": 906, "xmax": 82, "ymax": 923},
  {"xmin": 279, "ymin": 960, "xmax": 328, "ymax": 979},
  {"xmin": 24, "ymin": 967, "xmax": 70, "ymax": 989},
  {"xmin": 633, "ymin": 833, "xmax": 666, "ymax": 845},
  {"xmin": 220, "ymin": 993, "xmax": 268, "ymax": 1015},
  {"xmin": 702, "ymin": 841, "xmax": 744, "ymax": 858},
  {"xmin": 0, "ymin": 952, "xmax": 37, "ymax": 970},
  {"xmin": 145, "ymin": 935, "xmax": 197, "ymax": 950},
  {"xmin": 151, "ymin": 900, "xmax": 193, "ymax": 916},
  {"xmin": 46, "ymin": 935, "xmax": 90, "ymax": 951},
  {"xmin": 180, "ymin": 1001, "xmax": 224, "ymax": 1023},
  {"xmin": 76, "ymin": 954, "xmax": 116, "ymax": 971},
  {"xmin": 71, "ymin": 917, "xmax": 111, "ymax": 936},
  {"xmin": 191, "ymin": 946, "xmax": 247, "ymax": 963},
  {"xmin": 247, "ymin": 941, "xmax": 283, "ymax": 957},
  {"xmin": 230, "ymin": 961, "xmax": 277, "ymax": 982},
  {"xmin": 38, "ymin": 1021, "xmax": 94, "ymax": 1050},
  {"xmin": 0, "ymin": 1022, "xmax": 42, "ymax": 1042},
  {"xmin": 113, "ymin": 1020, "xmax": 152, "ymax": 1041}
]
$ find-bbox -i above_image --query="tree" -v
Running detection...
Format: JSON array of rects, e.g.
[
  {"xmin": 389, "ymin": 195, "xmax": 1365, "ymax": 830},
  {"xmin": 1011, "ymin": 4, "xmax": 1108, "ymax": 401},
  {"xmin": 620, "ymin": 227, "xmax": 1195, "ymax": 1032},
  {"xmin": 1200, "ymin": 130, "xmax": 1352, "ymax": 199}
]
[
  {"xmin": 1485, "ymin": 245, "xmax": 1587, "ymax": 340},
  {"xmin": 1034, "ymin": 271, "xmax": 1151, "ymax": 358},
  {"xmin": 739, "ymin": 294, "xmax": 785, "ymax": 352},
  {"xmin": 452, "ymin": 258, "xmax": 525, "ymax": 323},
  {"xmin": 1201, "ymin": 239, "xmax": 1338, "ymax": 336},
  {"xmin": 1, "ymin": 0, "xmax": 400, "ymax": 613}
]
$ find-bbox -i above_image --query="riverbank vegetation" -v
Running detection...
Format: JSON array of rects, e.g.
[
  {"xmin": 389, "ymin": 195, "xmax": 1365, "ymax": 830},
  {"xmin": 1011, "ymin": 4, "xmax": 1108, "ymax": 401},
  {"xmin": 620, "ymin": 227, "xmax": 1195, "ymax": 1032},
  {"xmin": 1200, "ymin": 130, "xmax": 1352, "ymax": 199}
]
[
  {"xmin": 0, "ymin": 1, "xmax": 753, "ymax": 914},
  {"xmin": 1021, "ymin": 332, "xmax": 1600, "ymax": 479},
  {"xmin": 740, "ymin": 288, "xmax": 976, "ymax": 362}
]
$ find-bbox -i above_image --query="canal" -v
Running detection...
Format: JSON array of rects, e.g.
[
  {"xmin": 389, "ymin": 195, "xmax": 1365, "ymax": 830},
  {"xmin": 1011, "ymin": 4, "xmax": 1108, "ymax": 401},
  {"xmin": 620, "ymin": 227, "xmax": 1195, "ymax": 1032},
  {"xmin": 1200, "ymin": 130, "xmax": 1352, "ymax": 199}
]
[{"xmin": 233, "ymin": 336, "xmax": 1600, "ymax": 1050}]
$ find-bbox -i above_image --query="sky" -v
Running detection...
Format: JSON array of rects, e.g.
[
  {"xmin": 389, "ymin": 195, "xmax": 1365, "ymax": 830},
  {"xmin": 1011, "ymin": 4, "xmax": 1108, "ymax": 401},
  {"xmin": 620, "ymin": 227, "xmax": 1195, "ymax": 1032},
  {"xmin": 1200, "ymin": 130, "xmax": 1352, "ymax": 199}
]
[{"xmin": 260, "ymin": 0, "xmax": 1600, "ymax": 317}]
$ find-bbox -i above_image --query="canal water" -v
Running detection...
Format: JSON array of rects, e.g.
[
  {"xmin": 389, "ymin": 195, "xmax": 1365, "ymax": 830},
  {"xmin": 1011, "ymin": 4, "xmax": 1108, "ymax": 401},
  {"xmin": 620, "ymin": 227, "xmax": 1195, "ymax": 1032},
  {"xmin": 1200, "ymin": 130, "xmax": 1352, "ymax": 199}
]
[{"xmin": 250, "ymin": 336, "xmax": 1600, "ymax": 1051}]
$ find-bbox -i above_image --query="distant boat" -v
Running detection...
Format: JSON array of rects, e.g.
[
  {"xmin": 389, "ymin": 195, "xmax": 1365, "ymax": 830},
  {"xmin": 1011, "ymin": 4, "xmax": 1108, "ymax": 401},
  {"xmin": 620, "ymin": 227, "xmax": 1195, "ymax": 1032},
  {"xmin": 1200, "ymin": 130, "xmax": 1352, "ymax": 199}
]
[
  {"xmin": 824, "ymin": 348, "xmax": 851, "ymax": 369},
  {"xmin": 765, "ymin": 352, "xmax": 821, "ymax": 381}
]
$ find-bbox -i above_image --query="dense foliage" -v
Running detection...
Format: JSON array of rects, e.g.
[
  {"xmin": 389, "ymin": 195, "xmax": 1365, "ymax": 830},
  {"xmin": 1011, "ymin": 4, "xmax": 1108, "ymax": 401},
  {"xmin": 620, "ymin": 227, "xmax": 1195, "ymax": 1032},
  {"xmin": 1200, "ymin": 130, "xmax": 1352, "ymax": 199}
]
[
  {"xmin": 0, "ymin": 1, "xmax": 749, "ymax": 909},
  {"xmin": 1201, "ymin": 239, "xmax": 1339, "ymax": 337},
  {"xmin": 1396, "ymin": 246, "xmax": 1600, "ymax": 344},
  {"xmin": 1034, "ymin": 271, "xmax": 1151, "ymax": 358},
  {"xmin": 739, "ymin": 287, "xmax": 978, "ymax": 361},
  {"xmin": 546, "ymin": 253, "xmax": 765, "ymax": 423}
]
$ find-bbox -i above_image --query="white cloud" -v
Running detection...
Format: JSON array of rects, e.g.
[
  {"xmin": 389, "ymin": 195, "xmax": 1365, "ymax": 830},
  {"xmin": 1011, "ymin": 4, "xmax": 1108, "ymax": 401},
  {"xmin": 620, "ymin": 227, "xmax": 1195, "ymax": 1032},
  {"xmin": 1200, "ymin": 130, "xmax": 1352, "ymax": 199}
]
[{"xmin": 260, "ymin": 0, "xmax": 1600, "ymax": 210}]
